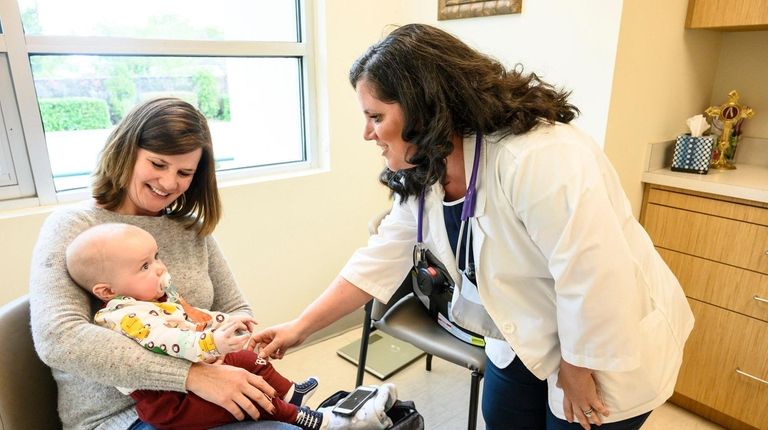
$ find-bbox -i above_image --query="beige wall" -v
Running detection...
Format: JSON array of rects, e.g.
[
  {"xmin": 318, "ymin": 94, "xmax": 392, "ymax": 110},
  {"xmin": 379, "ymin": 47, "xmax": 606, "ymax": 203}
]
[
  {"xmin": 4, "ymin": 2, "xmax": 761, "ymax": 331},
  {"xmin": 398, "ymin": 1, "xmax": 624, "ymax": 146},
  {"xmin": 0, "ymin": 209, "xmax": 50, "ymax": 305},
  {"xmin": 0, "ymin": 1, "xmax": 626, "ymax": 317},
  {"xmin": 0, "ymin": 1, "xmax": 405, "ymax": 323},
  {"xmin": 604, "ymin": 0, "xmax": 721, "ymax": 215},
  {"xmin": 711, "ymin": 31, "xmax": 768, "ymax": 139},
  {"xmin": 402, "ymin": 0, "xmax": 724, "ymax": 216}
]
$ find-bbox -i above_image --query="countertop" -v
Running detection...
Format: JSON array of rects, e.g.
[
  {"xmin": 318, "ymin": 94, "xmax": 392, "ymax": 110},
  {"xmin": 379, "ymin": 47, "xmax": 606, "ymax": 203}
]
[{"xmin": 642, "ymin": 137, "xmax": 768, "ymax": 204}]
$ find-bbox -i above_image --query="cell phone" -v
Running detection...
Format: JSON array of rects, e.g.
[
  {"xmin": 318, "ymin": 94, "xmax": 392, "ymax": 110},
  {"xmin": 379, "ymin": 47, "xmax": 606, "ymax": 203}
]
[{"xmin": 332, "ymin": 385, "xmax": 378, "ymax": 416}]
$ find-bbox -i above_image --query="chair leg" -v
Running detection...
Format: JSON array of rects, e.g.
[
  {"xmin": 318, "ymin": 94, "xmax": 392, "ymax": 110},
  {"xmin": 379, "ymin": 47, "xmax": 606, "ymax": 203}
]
[
  {"xmin": 355, "ymin": 300, "xmax": 374, "ymax": 388},
  {"xmin": 467, "ymin": 370, "xmax": 482, "ymax": 430},
  {"xmin": 425, "ymin": 353, "xmax": 433, "ymax": 371}
]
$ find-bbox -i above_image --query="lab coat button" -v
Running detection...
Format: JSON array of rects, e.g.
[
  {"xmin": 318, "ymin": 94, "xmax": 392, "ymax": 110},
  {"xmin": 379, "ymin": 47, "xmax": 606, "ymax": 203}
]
[{"xmin": 502, "ymin": 321, "xmax": 516, "ymax": 333}]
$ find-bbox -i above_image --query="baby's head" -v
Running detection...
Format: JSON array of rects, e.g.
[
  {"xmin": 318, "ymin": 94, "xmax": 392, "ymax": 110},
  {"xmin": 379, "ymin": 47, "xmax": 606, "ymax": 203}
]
[{"xmin": 66, "ymin": 223, "xmax": 169, "ymax": 302}]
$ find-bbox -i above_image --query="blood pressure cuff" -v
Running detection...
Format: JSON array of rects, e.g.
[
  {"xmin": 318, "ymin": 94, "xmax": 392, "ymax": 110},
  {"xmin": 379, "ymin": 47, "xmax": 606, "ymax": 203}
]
[{"xmin": 411, "ymin": 246, "xmax": 485, "ymax": 347}]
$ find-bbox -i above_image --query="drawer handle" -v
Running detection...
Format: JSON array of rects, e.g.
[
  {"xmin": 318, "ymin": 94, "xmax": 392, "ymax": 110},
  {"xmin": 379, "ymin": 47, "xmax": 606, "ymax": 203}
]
[
  {"xmin": 736, "ymin": 368, "xmax": 768, "ymax": 385},
  {"xmin": 754, "ymin": 295, "xmax": 768, "ymax": 304}
]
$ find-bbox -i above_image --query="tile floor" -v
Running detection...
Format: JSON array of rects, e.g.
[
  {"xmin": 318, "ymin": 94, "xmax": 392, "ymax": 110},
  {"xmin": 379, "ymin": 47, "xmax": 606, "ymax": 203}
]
[{"xmin": 275, "ymin": 329, "xmax": 725, "ymax": 430}]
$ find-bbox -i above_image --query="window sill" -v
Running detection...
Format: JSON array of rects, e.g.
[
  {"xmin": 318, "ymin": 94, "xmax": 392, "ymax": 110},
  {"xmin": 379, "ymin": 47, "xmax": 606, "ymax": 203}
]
[{"xmin": 0, "ymin": 163, "xmax": 330, "ymax": 218}]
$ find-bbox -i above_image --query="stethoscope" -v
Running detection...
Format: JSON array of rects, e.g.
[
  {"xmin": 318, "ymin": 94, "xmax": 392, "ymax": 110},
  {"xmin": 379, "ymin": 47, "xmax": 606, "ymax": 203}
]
[
  {"xmin": 413, "ymin": 131, "xmax": 504, "ymax": 340},
  {"xmin": 415, "ymin": 131, "xmax": 482, "ymax": 271}
]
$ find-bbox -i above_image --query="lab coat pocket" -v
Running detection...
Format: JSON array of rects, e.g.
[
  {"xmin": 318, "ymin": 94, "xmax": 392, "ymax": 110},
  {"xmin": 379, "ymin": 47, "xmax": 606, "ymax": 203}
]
[{"xmin": 592, "ymin": 308, "xmax": 682, "ymax": 420}]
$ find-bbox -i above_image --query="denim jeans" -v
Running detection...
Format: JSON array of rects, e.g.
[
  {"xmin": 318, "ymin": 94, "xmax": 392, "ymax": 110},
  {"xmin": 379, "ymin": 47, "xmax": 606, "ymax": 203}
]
[
  {"xmin": 482, "ymin": 357, "xmax": 651, "ymax": 430},
  {"xmin": 129, "ymin": 420, "xmax": 300, "ymax": 429}
]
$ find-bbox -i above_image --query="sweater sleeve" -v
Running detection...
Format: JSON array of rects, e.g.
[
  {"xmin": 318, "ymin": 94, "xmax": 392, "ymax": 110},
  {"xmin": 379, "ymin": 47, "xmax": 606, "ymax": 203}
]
[{"xmin": 29, "ymin": 208, "xmax": 192, "ymax": 392}]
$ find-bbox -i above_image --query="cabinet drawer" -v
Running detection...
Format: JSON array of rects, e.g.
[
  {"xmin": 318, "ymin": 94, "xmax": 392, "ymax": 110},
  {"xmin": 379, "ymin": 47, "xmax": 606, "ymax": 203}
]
[
  {"xmin": 659, "ymin": 249, "xmax": 768, "ymax": 322},
  {"xmin": 676, "ymin": 300, "xmax": 768, "ymax": 429},
  {"xmin": 644, "ymin": 203, "xmax": 768, "ymax": 274},
  {"xmin": 647, "ymin": 188, "xmax": 768, "ymax": 226}
]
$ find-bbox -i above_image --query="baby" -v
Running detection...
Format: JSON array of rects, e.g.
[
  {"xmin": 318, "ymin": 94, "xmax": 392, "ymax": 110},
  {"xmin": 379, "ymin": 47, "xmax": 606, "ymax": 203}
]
[{"xmin": 66, "ymin": 223, "xmax": 395, "ymax": 430}]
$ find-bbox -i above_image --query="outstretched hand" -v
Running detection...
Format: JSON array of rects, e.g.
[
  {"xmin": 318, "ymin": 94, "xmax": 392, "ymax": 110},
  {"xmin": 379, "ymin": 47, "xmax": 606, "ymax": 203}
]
[
  {"xmin": 557, "ymin": 358, "xmax": 609, "ymax": 430},
  {"xmin": 248, "ymin": 320, "xmax": 306, "ymax": 360}
]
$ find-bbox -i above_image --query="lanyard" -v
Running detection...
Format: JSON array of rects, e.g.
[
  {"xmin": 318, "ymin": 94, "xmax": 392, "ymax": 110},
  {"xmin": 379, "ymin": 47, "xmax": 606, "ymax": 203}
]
[
  {"xmin": 414, "ymin": 132, "xmax": 503, "ymax": 340},
  {"xmin": 417, "ymin": 132, "xmax": 482, "ymax": 243}
]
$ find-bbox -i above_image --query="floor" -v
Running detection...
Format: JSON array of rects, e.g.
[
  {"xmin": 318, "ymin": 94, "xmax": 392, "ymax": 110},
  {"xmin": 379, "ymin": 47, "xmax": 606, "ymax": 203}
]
[{"xmin": 275, "ymin": 329, "xmax": 725, "ymax": 430}]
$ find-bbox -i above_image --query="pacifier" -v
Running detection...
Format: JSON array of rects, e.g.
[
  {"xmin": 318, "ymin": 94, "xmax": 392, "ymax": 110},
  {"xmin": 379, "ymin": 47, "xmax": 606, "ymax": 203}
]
[
  {"xmin": 160, "ymin": 272, "xmax": 172, "ymax": 290},
  {"xmin": 160, "ymin": 273, "xmax": 180, "ymax": 303}
]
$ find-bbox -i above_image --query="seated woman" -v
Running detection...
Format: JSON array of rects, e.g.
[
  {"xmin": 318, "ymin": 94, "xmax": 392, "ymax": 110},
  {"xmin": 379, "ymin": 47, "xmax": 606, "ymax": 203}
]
[{"xmin": 29, "ymin": 98, "xmax": 300, "ymax": 430}]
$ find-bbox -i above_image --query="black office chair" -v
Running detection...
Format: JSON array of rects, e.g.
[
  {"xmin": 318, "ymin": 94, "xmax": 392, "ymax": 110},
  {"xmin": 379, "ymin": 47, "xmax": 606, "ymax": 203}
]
[{"xmin": 355, "ymin": 212, "xmax": 486, "ymax": 430}]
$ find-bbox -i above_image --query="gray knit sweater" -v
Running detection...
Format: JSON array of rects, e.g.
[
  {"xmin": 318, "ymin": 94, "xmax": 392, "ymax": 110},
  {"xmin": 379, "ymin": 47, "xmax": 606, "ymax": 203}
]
[{"xmin": 29, "ymin": 201, "xmax": 252, "ymax": 430}]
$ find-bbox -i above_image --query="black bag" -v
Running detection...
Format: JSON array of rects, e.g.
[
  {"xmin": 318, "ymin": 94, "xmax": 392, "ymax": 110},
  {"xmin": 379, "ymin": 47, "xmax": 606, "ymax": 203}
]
[{"xmin": 318, "ymin": 390, "xmax": 424, "ymax": 430}]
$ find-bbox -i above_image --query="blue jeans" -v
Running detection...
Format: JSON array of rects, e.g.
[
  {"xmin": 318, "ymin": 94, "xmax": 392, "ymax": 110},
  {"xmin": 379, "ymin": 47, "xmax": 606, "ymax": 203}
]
[
  {"xmin": 129, "ymin": 420, "xmax": 300, "ymax": 429},
  {"xmin": 482, "ymin": 357, "xmax": 652, "ymax": 430}
]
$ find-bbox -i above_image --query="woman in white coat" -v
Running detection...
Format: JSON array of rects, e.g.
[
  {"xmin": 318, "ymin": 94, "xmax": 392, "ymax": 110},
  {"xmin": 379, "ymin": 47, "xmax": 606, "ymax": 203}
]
[{"xmin": 252, "ymin": 24, "xmax": 694, "ymax": 430}]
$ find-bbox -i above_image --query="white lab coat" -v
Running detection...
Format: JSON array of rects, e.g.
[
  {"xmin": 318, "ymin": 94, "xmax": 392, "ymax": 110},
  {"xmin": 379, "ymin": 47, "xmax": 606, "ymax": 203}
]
[{"xmin": 341, "ymin": 122, "xmax": 694, "ymax": 422}]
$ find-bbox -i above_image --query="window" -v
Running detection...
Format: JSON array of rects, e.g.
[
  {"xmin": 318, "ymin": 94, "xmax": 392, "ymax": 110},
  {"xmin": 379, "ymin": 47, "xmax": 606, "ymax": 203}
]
[{"xmin": 0, "ymin": 0, "xmax": 316, "ymax": 206}]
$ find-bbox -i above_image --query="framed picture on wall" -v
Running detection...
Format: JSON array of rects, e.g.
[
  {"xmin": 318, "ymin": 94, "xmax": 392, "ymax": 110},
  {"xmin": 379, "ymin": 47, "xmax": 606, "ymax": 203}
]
[{"xmin": 438, "ymin": 0, "xmax": 522, "ymax": 21}]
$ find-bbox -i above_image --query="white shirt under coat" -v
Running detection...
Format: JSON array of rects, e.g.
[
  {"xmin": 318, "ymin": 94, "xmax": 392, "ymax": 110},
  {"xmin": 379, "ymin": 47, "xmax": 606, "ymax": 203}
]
[{"xmin": 341, "ymin": 122, "xmax": 694, "ymax": 422}]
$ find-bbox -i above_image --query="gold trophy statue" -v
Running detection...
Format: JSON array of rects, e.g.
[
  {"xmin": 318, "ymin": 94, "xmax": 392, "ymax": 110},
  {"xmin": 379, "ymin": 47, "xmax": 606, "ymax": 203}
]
[{"xmin": 705, "ymin": 90, "xmax": 755, "ymax": 170}]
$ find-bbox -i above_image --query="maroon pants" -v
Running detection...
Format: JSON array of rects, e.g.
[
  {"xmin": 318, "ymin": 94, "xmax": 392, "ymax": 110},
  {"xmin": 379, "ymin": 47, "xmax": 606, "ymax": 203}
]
[{"xmin": 131, "ymin": 350, "xmax": 298, "ymax": 430}]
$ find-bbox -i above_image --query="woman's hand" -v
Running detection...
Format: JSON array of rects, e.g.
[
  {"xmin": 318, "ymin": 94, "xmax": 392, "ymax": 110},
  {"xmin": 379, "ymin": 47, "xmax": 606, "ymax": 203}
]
[
  {"xmin": 248, "ymin": 276, "xmax": 373, "ymax": 359},
  {"xmin": 186, "ymin": 361, "xmax": 278, "ymax": 421},
  {"xmin": 557, "ymin": 358, "xmax": 609, "ymax": 430},
  {"xmin": 247, "ymin": 320, "xmax": 306, "ymax": 360}
]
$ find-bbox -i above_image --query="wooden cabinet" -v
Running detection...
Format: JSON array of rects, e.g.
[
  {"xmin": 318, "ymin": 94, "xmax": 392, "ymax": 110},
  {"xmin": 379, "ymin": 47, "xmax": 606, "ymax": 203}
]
[
  {"xmin": 641, "ymin": 184, "xmax": 768, "ymax": 430},
  {"xmin": 686, "ymin": 0, "xmax": 768, "ymax": 30}
]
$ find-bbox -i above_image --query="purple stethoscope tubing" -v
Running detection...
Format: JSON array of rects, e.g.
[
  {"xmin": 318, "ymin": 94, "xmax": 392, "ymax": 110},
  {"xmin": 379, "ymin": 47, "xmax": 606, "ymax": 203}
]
[{"xmin": 417, "ymin": 132, "xmax": 482, "ymax": 243}]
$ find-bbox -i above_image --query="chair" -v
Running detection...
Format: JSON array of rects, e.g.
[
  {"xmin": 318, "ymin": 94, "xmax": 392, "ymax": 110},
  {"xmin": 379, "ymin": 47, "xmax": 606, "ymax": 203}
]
[
  {"xmin": 355, "ymin": 212, "xmax": 486, "ymax": 430},
  {"xmin": 0, "ymin": 295, "xmax": 62, "ymax": 430}
]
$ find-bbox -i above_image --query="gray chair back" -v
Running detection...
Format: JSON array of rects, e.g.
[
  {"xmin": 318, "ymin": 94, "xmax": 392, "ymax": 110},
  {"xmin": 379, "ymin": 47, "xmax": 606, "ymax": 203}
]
[{"xmin": 0, "ymin": 296, "xmax": 62, "ymax": 430}]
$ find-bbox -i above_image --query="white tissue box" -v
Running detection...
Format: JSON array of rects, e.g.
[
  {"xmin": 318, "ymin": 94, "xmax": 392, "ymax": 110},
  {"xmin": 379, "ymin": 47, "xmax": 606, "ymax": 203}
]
[{"xmin": 671, "ymin": 134, "xmax": 715, "ymax": 174}]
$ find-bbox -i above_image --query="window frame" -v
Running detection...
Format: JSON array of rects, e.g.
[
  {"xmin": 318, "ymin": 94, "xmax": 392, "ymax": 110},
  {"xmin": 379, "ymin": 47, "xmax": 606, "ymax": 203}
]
[{"xmin": 0, "ymin": 0, "xmax": 318, "ymax": 208}]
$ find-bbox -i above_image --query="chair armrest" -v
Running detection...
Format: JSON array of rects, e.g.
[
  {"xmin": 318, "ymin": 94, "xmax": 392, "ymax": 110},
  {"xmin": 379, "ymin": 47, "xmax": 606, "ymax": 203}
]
[{"xmin": 0, "ymin": 296, "xmax": 62, "ymax": 430}]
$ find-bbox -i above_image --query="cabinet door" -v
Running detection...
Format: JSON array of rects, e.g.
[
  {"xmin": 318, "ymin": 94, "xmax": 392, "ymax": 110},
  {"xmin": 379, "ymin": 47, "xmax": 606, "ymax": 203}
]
[
  {"xmin": 644, "ymin": 204, "xmax": 768, "ymax": 274},
  {"xmin": 676, "ymin": 300, "xmax": 768, "ymax": 429},
  {"xmin": 687, "ymin": 0, "xmax": 768, "ymax": 29}
]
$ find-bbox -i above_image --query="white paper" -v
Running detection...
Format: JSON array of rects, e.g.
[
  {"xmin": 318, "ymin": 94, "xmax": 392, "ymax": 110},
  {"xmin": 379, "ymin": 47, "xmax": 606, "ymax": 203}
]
[{"xmin": 686, "ymin": 114, "xmax": 710, "ymax": 137}]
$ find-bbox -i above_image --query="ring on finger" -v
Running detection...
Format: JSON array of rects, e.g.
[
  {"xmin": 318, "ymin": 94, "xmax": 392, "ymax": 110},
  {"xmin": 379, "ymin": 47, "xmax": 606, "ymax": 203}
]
[{"xmin": 583, "ymin": 408, "xmax": 593, "ymax": 417}]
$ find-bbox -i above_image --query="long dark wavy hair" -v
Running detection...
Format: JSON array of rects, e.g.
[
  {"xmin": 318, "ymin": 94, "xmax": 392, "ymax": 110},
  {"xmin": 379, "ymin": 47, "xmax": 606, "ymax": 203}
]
[
  {"xmin": 92, "ymin": 97, "xmax": 221, "ymax": 236},
  {"xmin": 349, "ymin": 23, "xmax": 579, "ymax": 201}
]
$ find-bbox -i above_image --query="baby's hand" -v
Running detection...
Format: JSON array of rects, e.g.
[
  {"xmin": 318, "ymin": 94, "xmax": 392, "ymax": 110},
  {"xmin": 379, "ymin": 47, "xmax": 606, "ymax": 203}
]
[
  {"xmin": 213, "ymin": 316, "xmax": 256, "ymax": 355},
  {"xmin": 204, "ymin": 355, "xmax": 227, "ymax": 365}
]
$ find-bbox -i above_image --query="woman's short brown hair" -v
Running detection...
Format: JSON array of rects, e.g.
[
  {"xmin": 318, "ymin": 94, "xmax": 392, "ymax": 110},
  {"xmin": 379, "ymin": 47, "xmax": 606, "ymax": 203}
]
[{"xmin": 92, "ymin": 97, "xmax": 221, "ymax": 236}]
